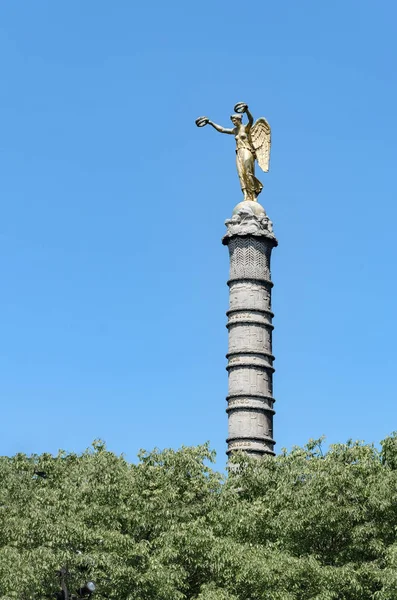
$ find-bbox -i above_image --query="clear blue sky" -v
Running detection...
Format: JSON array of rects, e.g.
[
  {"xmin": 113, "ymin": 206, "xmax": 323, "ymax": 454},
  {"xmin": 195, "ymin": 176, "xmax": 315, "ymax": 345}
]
[{"xmin": 1, "ymin": 1, "xmax": 397, "ymax": 469}]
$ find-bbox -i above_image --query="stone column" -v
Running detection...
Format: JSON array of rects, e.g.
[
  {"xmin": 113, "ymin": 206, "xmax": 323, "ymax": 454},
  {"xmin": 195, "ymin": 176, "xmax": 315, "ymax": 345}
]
[{"xmin": 222, "ymin": 200, "xmax": 278, "ymax": 457}]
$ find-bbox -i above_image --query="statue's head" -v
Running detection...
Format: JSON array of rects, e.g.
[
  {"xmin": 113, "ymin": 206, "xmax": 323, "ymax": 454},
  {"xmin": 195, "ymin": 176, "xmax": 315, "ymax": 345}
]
[{"xmin": 230, "ymin": 114, "xmax": 243, "ymax": 126}]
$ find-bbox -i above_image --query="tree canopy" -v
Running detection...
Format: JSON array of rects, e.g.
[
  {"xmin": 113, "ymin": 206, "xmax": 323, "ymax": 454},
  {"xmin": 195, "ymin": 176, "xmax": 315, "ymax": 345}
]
[{"xmin": 2, "ymin": 436, "xmax": 397, "ymax": 600}]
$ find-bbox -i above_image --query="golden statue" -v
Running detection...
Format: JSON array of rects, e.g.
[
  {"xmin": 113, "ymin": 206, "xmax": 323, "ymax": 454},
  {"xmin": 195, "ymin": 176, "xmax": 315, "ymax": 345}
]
[{"xmin": 196, "ymin": 103, "xmax": 271, "ymax": 202}]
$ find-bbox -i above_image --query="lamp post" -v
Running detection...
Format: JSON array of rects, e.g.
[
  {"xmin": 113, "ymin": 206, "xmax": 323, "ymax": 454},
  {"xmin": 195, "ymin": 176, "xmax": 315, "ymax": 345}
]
[{"xmin": 56, "ymin": 567, "xmax": 95, "ymax": 600}]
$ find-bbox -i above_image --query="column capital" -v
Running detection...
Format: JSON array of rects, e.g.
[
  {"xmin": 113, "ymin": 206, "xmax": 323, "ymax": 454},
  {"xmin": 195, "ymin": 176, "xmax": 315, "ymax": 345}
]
[{"xmin": 222, "ymin": 201, "xmax": 278, "ymax": 246}]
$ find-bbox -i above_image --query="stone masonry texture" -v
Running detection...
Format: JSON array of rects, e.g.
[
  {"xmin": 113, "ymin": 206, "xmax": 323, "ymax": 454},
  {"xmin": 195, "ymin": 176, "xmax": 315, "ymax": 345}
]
[{"xmin": 222, "ymin": 201, "xmax": 278, "ymax": 457}]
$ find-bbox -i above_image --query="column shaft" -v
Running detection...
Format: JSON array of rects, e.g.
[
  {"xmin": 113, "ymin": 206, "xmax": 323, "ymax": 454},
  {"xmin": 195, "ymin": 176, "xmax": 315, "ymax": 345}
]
[{"xmin": 223, "ymin": 203, "xmax": 277, "ymax": 457}]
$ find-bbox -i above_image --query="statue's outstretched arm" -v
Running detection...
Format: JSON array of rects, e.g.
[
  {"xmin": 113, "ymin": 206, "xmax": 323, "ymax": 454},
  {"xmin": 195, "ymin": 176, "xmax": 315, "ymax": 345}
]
[{"xmin": 208, "ymin": 120, "xmax": 234, "ymax": 135}]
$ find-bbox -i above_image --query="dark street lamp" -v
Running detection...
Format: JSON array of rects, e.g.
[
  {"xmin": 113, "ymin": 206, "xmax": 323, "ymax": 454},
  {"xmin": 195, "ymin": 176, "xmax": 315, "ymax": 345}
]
[
  {"xmin": 78, "ymin": 582, "xmax": 96, "ymax": 597},
  {"xmin": 56, "ymin": 567, "xmax": 95, "ymax": 600}
]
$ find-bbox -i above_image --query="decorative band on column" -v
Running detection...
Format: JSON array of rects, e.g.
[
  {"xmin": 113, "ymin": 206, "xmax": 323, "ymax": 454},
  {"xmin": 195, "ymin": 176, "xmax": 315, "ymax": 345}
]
[
  {"xmin": 227, "ymin": 277, "xmax": 274, "ymax": 286},
  {"xmin": 227, "ymin": 317, "xmax": 273, "ymax": 328},
  {"xmin": 228, "ymin": 237, "xmax": 274, "ymax": 281},
  {"xmin": 226, "ymin": 399, "xmax": 275, "ymax": 415},
  {"xmin": 226, "ymin": 436, "xmax": 276, "ymax": 456},
  {"xmin": 227, "ymin": 307, "xmax": 274, "ymax": 317},
  {"xmin": 226, "ymin": 356, "xmax": 274, "ymax": 371},
  {"xmin": 226, "ymin": 392, "xmax": 275, "ymax": 403}
]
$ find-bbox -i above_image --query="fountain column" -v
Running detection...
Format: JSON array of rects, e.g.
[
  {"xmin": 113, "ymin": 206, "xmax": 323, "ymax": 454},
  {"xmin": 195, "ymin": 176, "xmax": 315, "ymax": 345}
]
[{"xmin": 223, "ymin": 200, "xmax": 278, "ymax": 457}]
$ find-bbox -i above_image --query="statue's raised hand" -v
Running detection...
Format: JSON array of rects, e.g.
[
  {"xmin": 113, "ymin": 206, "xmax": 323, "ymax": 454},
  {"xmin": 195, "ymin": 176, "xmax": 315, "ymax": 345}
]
[
  {"xmin": 234, "ymin": 102, "xmax": 248, "ymax": 114},
  {"xmin": 195, "ymin": 116, "xmax": 209, "ymax": 127}
]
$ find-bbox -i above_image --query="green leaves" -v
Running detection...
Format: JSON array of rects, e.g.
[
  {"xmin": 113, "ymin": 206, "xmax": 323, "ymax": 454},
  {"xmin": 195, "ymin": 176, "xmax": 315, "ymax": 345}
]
[{"xmin": 1, "ymin": 438, "xmax": 397, "ymax": 599}]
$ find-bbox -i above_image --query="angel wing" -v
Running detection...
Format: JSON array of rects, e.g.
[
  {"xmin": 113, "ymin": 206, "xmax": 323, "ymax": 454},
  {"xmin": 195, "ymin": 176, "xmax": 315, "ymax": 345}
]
[{"xmin": 250, "ymin": 117, "xmax": 271, "ymax": 173}]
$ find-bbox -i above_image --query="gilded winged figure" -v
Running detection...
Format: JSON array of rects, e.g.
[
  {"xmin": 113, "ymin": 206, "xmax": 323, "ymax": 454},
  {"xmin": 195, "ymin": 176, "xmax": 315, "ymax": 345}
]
[{"xmin": 196, "ymin": 102, "xmax": 271, "ymax": 202}]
